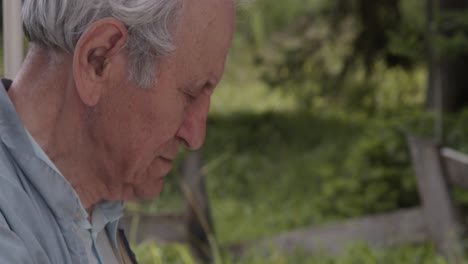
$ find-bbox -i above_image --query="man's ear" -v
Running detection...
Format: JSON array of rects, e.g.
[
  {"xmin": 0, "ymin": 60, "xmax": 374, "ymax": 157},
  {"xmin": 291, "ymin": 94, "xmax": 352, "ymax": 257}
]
[{"xmin": 73, "ymin": 18, "xmax": 128, "ymax": 106}]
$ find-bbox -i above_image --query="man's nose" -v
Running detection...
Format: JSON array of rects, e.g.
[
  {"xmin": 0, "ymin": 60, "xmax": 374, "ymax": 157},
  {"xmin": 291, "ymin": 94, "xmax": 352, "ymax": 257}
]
[{"xmin": 176, "ymin": 100, "xmax": 210, "ymax": 150}]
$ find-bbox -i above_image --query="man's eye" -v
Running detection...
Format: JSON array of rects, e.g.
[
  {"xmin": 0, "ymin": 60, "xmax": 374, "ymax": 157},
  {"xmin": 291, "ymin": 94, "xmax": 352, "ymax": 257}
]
[{"xmin": 186, "ymin": 92, "xmax": 197, "ymax": 103}]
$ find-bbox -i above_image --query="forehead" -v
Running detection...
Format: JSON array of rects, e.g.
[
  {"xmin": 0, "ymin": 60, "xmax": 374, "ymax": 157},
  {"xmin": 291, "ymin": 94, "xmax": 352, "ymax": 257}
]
[
  {"xmin": 167, "ymin": 0, "xmax": 235, "ymax": 82},
  {"xmin": 177, "ymin": 0, "xmax": 235, "ymax": 38}
]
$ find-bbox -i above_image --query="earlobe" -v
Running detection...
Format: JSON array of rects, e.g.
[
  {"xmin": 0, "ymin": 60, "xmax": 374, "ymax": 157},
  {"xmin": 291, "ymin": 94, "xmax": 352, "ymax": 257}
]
[{"xmin": 73, "ymin": 18, "xmax": 128, "ymax": 107}]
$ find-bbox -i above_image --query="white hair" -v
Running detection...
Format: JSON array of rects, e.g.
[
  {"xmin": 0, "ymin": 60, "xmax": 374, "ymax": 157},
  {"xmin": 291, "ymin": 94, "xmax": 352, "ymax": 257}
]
[{"xmin": 22, "ymin": 0, "xmax": 182, "ymax": 87}]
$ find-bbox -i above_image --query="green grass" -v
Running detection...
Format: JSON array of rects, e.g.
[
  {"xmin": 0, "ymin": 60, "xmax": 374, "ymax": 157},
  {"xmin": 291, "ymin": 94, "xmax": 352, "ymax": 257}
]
[{"xmin": 132, "ymin": 242, "xmax": 449, "ymax": 264}]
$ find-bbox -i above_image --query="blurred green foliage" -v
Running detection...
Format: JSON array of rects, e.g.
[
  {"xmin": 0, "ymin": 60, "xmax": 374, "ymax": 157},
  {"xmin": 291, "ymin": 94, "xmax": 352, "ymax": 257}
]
[
  {"xmin": 235, "ymin": 0, "xmax": 427, "ymax": 112},
  {"xmin": 128, "ymin": 0, "xmax": 468, "ymax": 263},
  {"xmin": 235, "ymin": 0, "xmax": 468, "ymax": 113},
  {"xmin": 436, "ymin": 9, "xmax": 468, "ymax": 59}
]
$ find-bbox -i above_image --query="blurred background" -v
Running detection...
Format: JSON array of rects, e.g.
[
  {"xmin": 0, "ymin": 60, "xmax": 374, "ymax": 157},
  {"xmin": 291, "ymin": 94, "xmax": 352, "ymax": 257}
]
[
  {"xmin": 127, "ymin": 0, "xmax": 468, "ymax": 262},
  {"xmin": 5, "ymin": 0, "xmax": 468, "ymax": 263}
]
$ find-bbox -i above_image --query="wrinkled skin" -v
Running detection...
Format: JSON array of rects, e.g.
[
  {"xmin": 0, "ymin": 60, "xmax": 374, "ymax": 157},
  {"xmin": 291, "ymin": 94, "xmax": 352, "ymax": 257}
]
[{"xmin": 8, "ymin": 0, "xmax": 235, "ymax": 210}]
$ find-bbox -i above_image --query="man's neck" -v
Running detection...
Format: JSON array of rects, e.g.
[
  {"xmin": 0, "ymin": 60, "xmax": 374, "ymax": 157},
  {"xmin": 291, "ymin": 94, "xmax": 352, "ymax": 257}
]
[{"xmin": 7, "ymin": 46, "xmax": 108, "ymax": 211}]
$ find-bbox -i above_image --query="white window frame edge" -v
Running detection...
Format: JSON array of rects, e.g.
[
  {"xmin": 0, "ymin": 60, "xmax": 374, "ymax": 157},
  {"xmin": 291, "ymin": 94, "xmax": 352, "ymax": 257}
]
[{"xmin": 3, "ymin": 1, "xmax": 24, "ymax": 79}]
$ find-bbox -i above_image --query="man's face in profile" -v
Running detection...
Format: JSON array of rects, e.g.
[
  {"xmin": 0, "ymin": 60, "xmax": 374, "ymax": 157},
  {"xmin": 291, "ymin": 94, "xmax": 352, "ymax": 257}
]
[{"xmin": 87, "ymin": 0, "xmax": 235, "ymax": 200}]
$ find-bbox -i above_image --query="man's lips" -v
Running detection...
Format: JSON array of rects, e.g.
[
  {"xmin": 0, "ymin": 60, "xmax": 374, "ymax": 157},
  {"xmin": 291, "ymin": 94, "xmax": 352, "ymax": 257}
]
[
  {"xmin": 156, "ymin": 156, "xmax": 174, "ymax": 177},
  {"xmin": 160, "ymin": 143, "xmax": 179, "ymax": 164},
  {"xmin": 160, "ymin": 156, "xmax": 174, "ymax": 163}
]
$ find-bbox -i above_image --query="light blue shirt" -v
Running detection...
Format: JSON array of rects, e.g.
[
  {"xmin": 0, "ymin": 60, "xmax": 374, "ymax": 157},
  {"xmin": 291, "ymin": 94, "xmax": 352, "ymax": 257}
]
[
  {"xmin": 0, "ymin": 79, "xmax": 125, "ymax": 263},
  {"xmin": 26, "ymin": 129, "xmax": 124, "ymax": 264}
]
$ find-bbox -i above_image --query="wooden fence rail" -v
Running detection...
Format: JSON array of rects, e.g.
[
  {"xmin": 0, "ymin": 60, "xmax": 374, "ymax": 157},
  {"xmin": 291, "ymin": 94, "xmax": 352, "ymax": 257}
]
[
  {"xmin": 228, "ymin": 207, "xmax": 428, "ymax": 256},
  {"xmin": 122, "ymin": 136, "xmax": 468, "ymax": 263}
]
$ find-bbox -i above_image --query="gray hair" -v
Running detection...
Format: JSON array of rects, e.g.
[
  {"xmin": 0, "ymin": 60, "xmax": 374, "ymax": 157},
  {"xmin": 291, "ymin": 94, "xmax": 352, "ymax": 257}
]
[{"xmin": 22, "ymin": 0, "xmax": 182, "ymax": 87}]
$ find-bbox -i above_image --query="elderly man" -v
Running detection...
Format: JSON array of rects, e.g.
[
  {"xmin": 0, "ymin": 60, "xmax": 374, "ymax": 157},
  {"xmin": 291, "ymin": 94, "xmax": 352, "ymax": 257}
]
[{"xmin": 0, "ymin": 0, "xmax": 234, "ymax": 263}]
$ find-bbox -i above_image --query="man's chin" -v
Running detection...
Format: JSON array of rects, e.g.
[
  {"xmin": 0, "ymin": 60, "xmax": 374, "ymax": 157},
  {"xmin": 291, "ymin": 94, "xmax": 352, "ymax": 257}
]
[{"xmin": 133, "ymin": 178, "xmax": 165, "ymax": 200}]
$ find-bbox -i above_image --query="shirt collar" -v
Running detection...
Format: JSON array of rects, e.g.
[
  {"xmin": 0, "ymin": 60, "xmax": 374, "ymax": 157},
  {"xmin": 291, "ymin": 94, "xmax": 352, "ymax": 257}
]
[{"xmin": 96, "ymin": 200, "xmax": 124, "ymax": 248}]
